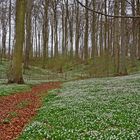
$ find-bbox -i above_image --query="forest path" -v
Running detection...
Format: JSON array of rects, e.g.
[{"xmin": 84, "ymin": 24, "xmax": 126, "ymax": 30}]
[{"xmin": 0, "ymin": 82, "xmax": 61, "ymax": 140}]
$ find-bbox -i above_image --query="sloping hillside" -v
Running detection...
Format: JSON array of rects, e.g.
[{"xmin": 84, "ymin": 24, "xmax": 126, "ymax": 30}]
[{"xmin": 19, "ymin": 74, "xmax": 140, "ymax": 139}]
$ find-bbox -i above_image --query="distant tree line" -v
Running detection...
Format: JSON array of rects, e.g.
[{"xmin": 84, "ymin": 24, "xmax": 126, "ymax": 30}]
[{"xmin": 0, "ymin": 0, "xmax": 140, "ymax": 83}]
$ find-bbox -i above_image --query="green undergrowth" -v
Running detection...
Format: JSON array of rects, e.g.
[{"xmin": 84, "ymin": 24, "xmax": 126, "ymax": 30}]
[
  {"xmin": 0, "ymin": 60, "xmax": 9, "ymax": 79},
  {"xmin": 0, "ymin": 84, "xmax": 31, "ymax": 96},
  {"xmin": 1, "ymin": 58, "xmax": 140, "ymax": 83},
  {"xmin": 0, "ymin": 59, "xmax": 140, "ymax": 97},
  {"xmin": 29, "ymin": 57, "xmax": 140, "ymax": 80},
  {"xmin": 16, "ymin": 100, "xmax": 30, "ymax": 109},
  {"xmin": 1, "ymin": 111, "xmax": 18, "ymax": 125},
  {"xmin": 19, "ymin": 74, "xmax": 140, "ymax": 140}
]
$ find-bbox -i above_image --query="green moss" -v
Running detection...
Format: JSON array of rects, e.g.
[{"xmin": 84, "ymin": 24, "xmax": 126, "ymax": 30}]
[
  {"xmin": 9, "ymin": 111, "xmax": 18, "ymax": 118},
  {"xmin": 0, "ymin": 84, "xmax": 31, "ymax": 96},
  {"xmin": 16, "ymin": 100, "xmax": 30, "ymax": 109},
  {"xmin": 2, "ymin": 118, "xmax": 11, "ymax": 124}
]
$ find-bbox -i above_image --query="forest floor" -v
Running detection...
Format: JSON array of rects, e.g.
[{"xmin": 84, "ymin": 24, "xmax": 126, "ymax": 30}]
[
  {"xmin": 19, "ymin": 74, "xmax": 140, "ymax": 140},
  {"xmin": 0, "ymin": 82, "xmax": 61, "ymax": 140},
  {"xmin": 0, "ymin": 61, "xmax": 140, "ymax": 139}
]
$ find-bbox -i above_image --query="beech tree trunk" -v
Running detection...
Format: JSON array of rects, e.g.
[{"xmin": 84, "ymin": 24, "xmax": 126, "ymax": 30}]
[
  {"xmin": 42, "ymin": 0, "xmax": 49, "ymax": 68},
  {"xmin": 75, "ymin": 2, "xmax": 80, "ymax": 59},
  {"xmin": 114, "ymin": 0, "xmax": 120, "ymax": 74},
  {"xmin": 84, "ymin": 0, "xmax": 89, "ymax": 62},
  {"xmin": 8, "ymin": 0, "xmax": 26, "ymax": 84},
  {"xmin": 24, "ymin": 0, "xmax": 33, "ymax": 69},
  {"xmin": 120, "ymin": 0, "xmax": 127, "ymax": 75},
  {"xmin": 91, "ymin": 0, "xmax": 97, "ymax": 60},
  {"xmin": 137, "ymin": 0, "xmax": 140, "ymax": 60}
]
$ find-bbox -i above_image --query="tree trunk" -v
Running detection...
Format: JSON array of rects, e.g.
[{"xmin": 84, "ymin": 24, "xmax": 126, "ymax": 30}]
[
  {"xmin": 42, "ymin": 0, "xmax": 49, "ymax": 68},
  {"xmin": 8, "ymin": 0, "xmax": 12, "ymax": 59},
  {"xmin": 91, "ymin": 0, "xmax": 97, "ymax": 61},
  {"xmin": 75, "ymin": 2, "xmax": 80, "ymax": 59},
  {"xmin": 1, "ymin": 3, "xmax": 7, "ymax": 59},
  {"xmin": 61, "ymin": 4, "xmax": 65, "ymax": 56},
  {"xmin": 24, "ymin": 0, "xmax": 33, "ymax": 69},
  {"xmin": 64, "ymin": 0, "xmax": 69, "ymax": 56},
  {"xmin": 120, "ymin": 0, "xmax": 127, "ymax": 75},
  {"xmin": 69, "ymin": 6, "xmax": 74, "ymax": 59},
  {"xmin": 100, "ymin": 14, "xmax": 103, "ymax": 56},
  {"xmin": 130, "ymin": 0, "xmax": 136, "ymax": 66},
  {"xmin": 51, "ymin": 18, "xmax": 54, "ymax": 58},
  {"xmin": 84, "ymin": 0, "xmax": 89, "ymax": 62},
  {"xmin": 54, "ymin": 1, "xmax": 58, "ymax": 58},
  {"xmin": 8, "ymin": 0, "xmax": 26, "ymax": 84},
  {"xmin": 137, "ymin": 0, "xmax": 140, "ymax": 60},
  {"xmin": 114, "ymin": 0, "xmax": 120, "ymax": 74}
]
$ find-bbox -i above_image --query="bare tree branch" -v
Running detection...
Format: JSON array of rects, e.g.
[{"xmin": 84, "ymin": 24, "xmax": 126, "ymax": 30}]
[{"xmin": 76, "ymin": 0, "xmax": 140, "ymax": 18}]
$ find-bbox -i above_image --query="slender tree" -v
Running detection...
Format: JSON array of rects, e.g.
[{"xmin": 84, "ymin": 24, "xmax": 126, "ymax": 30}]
[
  {"xmin": 24, "ymin": 0, "xmax": 33, "ymax": 69},
  {"xmin": 75, "ymin": 1, "xmax": 80, "ymax": 59},
  {"xmin": 8, "ymin": 0, "xmax": 12, "ymax": 59},
  {"xmin": 120, "ymin": 0, "xmax": 127, "ymax": 75},
  {"xmin": 91, "ymin": 0, "xmax": 97, "ymax": 60},
  {"xmin": 84, "ymin": 0, "xmax": 89, "ymax": 62},
  {"xmin": 42, "ymin": 0, "xmax": 49, "ymax": 68},
  {"xmin": 114, "ymin": 0, "xmax": 120, "ymax": 74},
  {"xmin": 137, "ymin": 0, "xmax": 140, "ymax": 60}
]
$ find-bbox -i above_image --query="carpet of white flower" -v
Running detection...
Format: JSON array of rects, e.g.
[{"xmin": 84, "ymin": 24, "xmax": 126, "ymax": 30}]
[{"xmin": 19, "ymin": 74, "xmax": 140, "ymax": 140}]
